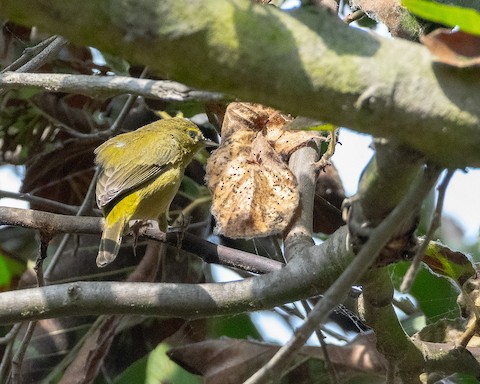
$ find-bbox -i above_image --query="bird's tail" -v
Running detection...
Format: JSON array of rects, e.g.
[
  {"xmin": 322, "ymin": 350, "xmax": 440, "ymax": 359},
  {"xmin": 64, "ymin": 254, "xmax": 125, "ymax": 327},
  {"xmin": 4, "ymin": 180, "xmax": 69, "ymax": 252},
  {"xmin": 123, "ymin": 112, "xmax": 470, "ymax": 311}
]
[{"xmin": 97, "ymin": 216, "xmax": 126, "ymax": 268}]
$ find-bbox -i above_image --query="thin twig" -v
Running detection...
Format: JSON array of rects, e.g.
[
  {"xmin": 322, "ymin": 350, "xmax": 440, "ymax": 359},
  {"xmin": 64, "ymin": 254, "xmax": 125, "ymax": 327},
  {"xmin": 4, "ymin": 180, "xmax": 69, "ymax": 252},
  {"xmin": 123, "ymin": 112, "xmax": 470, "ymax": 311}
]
[
  {"xmin": 10, "ymin": 320, "xmax": 37, "ymax": 383},
  {"xmin": 11, "ymin": 234, "xmax": 49, "ymax": 383},
  {"xmin": 15, "ymin": 36, "xmax": 68, "ymax": 73},
  {"xmin": 300, "ymin": 300, "xmax": 338, "ymax": 384},
  {"xmin": 0, "ymin": 323, "xmax": 22, "ymax": 382},
  {"xmin": 243, "ymin": 165, "xmax": 441, "ymax": 384},
  {"xmin": 318, "ymin": 330, "xmax": 338, "ymax": 384},
  {"xmin": 275, "ymin": 304, "xmax": 305, "ymax": 320},
  {"xmin": 0, "ymin": 206, "xmax": 284, "ymax": 274},
  {"xmin": 0, "ymin": 71, "xmax": 224, "ymax": 103},
  {"xmin": 457, "ymin": 285, "xmax": 480, "ymax": 349},
  {"xmin": 16, "ymin": 36, "xmax": 67, "ymax": 73},
  {"xmin": 34, "ymin": 235, "xmax": 50, "ymax": 287},
  {"xmin": 103, "ymin": 66, "xmax": 149, "ymax": 137},
  {"xmin": 0, "ymin": 335, "xmax": 16, "ymax": 382},
  {"xmin": 400, "ymin": 169, "xmax": 454, "ymax": 293},
  {"xmin": 0, "ymin": 323, "xmax": 22, "ymax": 345},
  {"xmin": 1, "ymin": 35, "xmax": 57, "ymax": 73},
  {"xmin": 319, "ymin": 325, "xmax": 349, "ymax": 343},
  {"xmin": 392, "ymin": 297, "xmax": 417, "ymax": 316},
  {"xmin": 1, "ymin": 35, "xmax": 68, "ymax": 100},
  {"xmin": 0, "ymin": 190, "xmax": 83, "ymax": 215},
  {"xmin": 46, "ymin": 67, "xmax": 148, "ymax": 140},
  {"xmin": 172, "ymin": 195, "xmax": 212, "ymax": 227},
  {"xmin": 44, "ymin": 168, "xmax": 100, "ymax": 280}
]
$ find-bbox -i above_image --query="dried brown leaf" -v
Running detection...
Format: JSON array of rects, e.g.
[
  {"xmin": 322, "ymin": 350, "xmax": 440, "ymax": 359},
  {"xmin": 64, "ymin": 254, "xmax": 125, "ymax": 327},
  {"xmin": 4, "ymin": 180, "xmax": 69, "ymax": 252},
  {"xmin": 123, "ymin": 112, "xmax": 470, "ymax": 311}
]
[
  {"xmin": 207, "ymin": 131, "xmax": 298, "ymax": 238},
  {"xmin": 265, "ymin": 124, "xmax": 327, "ymax": 159},
  {"xmin": 221, "ymin": 102, "xmax": 283, "ymax": 139},
  {"xmin": 421, "ymin": 29, "xmax": 480, "ymax": 67},
  {"xmin": 206, "ymin": 102, "xmax": 330, "ymax": 239},
  {"xmin": 417, "ymin": 318, "xmax": 466, "ymax": 344},
  {"xmin": 168, "ymin": 335, "xmax": 387, "ymax": 383},
  {"xmin": 59, "ymin": 316, "xmax": 120, "ymax": 384}
]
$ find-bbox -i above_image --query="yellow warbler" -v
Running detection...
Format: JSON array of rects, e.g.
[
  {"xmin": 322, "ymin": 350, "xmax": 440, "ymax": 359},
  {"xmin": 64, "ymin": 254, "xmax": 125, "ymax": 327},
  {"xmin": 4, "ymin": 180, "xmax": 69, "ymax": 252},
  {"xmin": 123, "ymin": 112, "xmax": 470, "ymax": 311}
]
[{"xmin": 95, "ymin": 117, "xmax": 215, "ymax": 267}]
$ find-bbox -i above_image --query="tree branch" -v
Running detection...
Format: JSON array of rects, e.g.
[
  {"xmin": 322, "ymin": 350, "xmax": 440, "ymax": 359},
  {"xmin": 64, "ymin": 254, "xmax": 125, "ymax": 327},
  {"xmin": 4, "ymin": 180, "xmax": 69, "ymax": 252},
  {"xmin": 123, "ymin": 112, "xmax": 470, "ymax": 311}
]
[
  {"xmin": 0, "ymin": 206, "xmax": 283, "ymax": 274},
  {"xmin": 0, "ymin": 227, "xmax": 351, "ymax": 325},
  {"xmin": 284, "ymin": 142, "xmax": 319, "ymax": 262},
  {"xmin": 359, "ymin": 268, "xmax": 425, "ymax": 383},
  {"xmin": 0, "ymin": 206, "xmax": 103, "ymax": 235},
  {"xmin": 0, "ymin": 72, "xmax": 224, "ymax": 102},
  {"xmin": 244, "ymin": 163, "xmax": 441, "ymax": 384},
  {"xmin": 2, "ymin": 36, "xmax": 67, "ymax": 73},
  {"xmin": 0, "ymin": 0, "xmax": 479, "ymax": 166}
]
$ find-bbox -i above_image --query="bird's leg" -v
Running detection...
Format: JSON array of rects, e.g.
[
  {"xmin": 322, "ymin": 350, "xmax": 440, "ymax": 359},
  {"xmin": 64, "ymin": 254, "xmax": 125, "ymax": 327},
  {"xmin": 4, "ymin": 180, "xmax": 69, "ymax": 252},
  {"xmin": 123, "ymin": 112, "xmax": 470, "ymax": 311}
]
[
  {"xmin": 167, "ymin": 213, "xmax": 191, "ymax": 261},
  {"xmin": 129, "ymin": 220, "xmax": 154, "ymax": 257},
  {"xmin": 168, "ymin": 212, "xmax": 190, "ymax": 233}
]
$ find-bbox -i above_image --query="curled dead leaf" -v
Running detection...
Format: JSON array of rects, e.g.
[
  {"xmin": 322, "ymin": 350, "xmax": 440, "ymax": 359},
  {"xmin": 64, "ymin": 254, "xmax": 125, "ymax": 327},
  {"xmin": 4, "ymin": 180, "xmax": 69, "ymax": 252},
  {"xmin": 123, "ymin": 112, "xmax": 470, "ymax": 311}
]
[
  {"xmin": 207, "ymin": 132, "xmax": 299, "ymax": 238},
  {"xmin": 168, "ymin": 334, "xmax": 387, "ymax": 384},
  {"xmin": 206, "ymin": 102, "xmax": 329, "ymax": 239},
  {"xmin": 220, "ymin": 102, "xmax": 288, "ymax": 139},
  {"xmin": 421, "ymin": 29, "xmax": 480, "ymax": 68}
]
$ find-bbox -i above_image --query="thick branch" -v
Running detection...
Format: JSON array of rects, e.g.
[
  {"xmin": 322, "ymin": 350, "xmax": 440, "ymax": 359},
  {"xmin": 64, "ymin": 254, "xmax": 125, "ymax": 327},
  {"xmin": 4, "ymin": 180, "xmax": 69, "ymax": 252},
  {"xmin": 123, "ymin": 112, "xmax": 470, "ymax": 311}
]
[
  {"xmin": 359, "ymin": 268, "xmax": 424, "ymax": 383},
  {"xmin": 244, "ymin": 160, "xmax": 441, "ymax": 384},
  {"xmin": 0, "ymin": 227, "xmax": 351, "ymax": 325},
  {"xmin": 0, "ymin": 72, "xmax": 223, "ymax": 102},
  {"xmin": 346, "ymin": 140, "xmax": 428, "ymax": 264},
  {"xmin": 284, "ymin": 142, "xmax": 319, "ymax": 262},
  {"xmin": 0, "ymin": 0, "xmax": 479, "ymax": 166}
]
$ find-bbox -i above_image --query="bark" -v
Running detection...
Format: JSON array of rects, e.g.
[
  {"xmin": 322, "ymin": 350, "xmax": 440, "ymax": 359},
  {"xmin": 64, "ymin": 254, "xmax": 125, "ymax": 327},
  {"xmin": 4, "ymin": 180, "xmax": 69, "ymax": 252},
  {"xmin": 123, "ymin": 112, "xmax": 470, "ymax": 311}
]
[{"xmin": 0, "ymin": 0, "xmax": 479, "ymax": 166}]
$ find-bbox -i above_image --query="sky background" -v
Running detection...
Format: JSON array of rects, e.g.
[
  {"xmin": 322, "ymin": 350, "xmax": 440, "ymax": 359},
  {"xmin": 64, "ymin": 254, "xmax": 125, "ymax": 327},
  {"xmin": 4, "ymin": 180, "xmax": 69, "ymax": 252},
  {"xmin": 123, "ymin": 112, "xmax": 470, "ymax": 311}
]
[{"xmin": 333, "ymin": 129, "xmax": 480, "ymax": 244}]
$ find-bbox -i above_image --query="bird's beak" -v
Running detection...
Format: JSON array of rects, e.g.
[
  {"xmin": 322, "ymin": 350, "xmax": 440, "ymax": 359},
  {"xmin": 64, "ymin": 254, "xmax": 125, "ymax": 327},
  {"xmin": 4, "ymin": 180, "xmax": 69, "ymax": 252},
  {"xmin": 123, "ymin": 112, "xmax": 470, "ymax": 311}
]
[{"xmin": 202, "ymin": 138, "xmax": 219, "ymax": 147}]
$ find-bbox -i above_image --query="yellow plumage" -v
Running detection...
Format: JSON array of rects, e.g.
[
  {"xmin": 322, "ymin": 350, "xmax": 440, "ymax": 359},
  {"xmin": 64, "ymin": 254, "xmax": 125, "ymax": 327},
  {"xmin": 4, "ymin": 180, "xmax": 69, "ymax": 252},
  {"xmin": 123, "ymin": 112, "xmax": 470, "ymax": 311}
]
[{"xmin": 94, "ymin": 117, "xmax": 215, "ymax": 267}]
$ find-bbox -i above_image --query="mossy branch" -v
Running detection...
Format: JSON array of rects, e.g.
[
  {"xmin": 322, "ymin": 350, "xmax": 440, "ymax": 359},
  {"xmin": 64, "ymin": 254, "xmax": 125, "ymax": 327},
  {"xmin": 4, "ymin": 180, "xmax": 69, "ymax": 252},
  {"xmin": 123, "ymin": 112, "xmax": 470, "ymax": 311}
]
[{"xmin": 0, "ymin": 0, "xmax": 479, "ymax": 166}]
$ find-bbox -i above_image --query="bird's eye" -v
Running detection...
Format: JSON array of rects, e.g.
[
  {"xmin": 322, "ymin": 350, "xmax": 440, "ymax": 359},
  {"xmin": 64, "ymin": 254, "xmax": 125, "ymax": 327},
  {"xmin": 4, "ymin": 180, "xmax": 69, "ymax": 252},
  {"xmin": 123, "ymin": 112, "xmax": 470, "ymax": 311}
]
[{"xmin": 188, "ymin": 130, "xmax": 198, "ymax": 140}]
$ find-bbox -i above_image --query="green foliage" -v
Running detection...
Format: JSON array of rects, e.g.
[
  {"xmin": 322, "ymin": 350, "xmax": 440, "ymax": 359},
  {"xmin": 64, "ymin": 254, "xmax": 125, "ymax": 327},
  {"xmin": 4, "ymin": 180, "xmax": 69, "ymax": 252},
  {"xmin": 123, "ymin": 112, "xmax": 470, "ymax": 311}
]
[
  {"xmin": 146, "ymin": 343, "xmax": 201, "ymax": 384},
  {"xmin": 423, "ymin": 241, "xmax": 476, "ymax": 287},
  {"xmin": 390, "ymin": 262, "xmax": 461, "ymax": 323},
  {"xmin": 208, "ymin": 314, "xmax": 261, "ymax": 340},
  {"xmin": 0, "ymin": 252, "xmax": 25, "ymax": 291},
  {"xmin": 402, "ymin": 0, "xmax": 480, "ymax": 36},
  {"xmin": 112, "ymin": 356, "xmax": 147, "ymax": 384},
  {"xmin": 287, "ymin": 116, "xmax": 336, "ymax": 132},
  {"xmin": 113, "ymin": 343, "xmax": 201, "ymax": 384}
]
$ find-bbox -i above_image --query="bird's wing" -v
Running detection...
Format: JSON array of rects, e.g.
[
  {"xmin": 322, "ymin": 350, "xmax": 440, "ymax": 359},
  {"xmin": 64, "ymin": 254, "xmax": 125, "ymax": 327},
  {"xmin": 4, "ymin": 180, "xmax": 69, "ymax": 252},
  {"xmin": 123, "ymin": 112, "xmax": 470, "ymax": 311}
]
[{"xmin": 95, "ymin": 133, "xmax": 183, "ymax": 208}]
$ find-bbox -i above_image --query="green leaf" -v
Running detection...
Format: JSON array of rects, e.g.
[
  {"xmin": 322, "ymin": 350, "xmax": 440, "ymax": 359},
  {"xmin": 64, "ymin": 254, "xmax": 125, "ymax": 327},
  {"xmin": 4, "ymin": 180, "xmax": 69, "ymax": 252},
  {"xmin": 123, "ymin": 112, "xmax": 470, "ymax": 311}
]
[
  {"xmin": 0, "ymin": 252, "xmax": 26, "ymax": 291},
  {"xmin": 423, "ymin": 241, "xmax": 476, "ymax": 287},
  {"xmin": 113, "ymin": 356, "xmax": 147, "ymax": 384},
  {"xmin": 181, "ymin": 175, "xmax": 203, "ymax": 199},
  {"xmin": 402, "ymin": 0, "xmax": 480, "ymax": 36},
  {"xmin": 208, "ymin": 314, "xmax": 261, "ymax": 340},
  {"xmin": 146, "ymin": 343, "xmax": 201, "ymax": 384},
  {"xmin": 285, "ymin": 116, "xmax": 336, "ymax": 132},
  {"xmin": 113, "ymin": 343, "xmax": 201, "ymax": 384},
  {"xmin": 390, "ymin": 262, "xmax": 460, "ymax": 322}
]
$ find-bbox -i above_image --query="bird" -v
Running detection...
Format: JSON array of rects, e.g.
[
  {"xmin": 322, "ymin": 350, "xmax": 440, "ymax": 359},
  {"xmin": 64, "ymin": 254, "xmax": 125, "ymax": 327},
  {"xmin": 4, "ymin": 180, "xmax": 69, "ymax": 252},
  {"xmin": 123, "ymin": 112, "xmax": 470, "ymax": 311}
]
[{"xmin": 94, "ymin": 117, "xmax": 216, "ymax": 267}]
